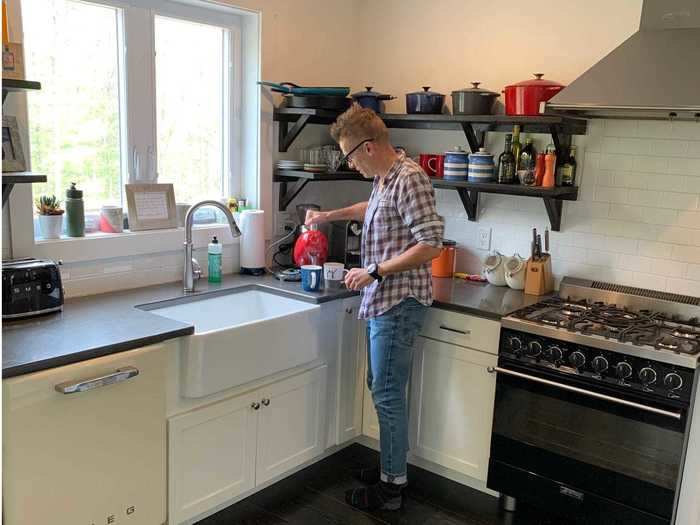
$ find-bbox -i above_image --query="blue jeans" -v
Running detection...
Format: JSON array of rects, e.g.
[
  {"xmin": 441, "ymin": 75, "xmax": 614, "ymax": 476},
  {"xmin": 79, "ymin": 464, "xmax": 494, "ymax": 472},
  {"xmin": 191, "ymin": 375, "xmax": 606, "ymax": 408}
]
[{"xmin": 367, "ymin": 298, "xmax": 428, "ymax": 484}]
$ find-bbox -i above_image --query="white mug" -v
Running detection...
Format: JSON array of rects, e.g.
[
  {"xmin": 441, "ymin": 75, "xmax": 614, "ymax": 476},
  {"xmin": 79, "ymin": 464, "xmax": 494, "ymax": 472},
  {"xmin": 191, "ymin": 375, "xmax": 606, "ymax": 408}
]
[{"xmin": 324, "ymin": 262, "xmax": 349, "ymax": 289}]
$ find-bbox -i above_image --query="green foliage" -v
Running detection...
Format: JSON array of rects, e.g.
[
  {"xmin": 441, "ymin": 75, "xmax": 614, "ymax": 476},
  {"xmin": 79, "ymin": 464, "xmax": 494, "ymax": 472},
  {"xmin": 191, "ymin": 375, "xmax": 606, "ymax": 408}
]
[{"xmin": 35, "ymin": 194, "xmax": 64, "ymax": 215}]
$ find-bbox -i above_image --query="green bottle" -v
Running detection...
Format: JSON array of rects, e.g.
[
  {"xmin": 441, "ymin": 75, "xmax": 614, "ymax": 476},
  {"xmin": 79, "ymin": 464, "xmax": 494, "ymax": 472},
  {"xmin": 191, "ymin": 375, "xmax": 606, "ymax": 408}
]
[
  {"xmin": 65, "ymin": 182, "xmax": 85, "ymax": 237},
  {"xmin": 208, "ymin": 236, "xmax": 222, "ymax": 283}
]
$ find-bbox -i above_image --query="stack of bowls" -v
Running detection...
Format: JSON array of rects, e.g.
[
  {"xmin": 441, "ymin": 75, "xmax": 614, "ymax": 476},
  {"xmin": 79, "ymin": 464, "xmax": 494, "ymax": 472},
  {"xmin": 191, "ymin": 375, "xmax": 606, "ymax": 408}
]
[
  {"xmin": 468, "ymin": 148, "xmax": 496, "ymax": 183},
  {"xmin": 444, "ymin": 146, "xmax": 469, "ymax": 180}
]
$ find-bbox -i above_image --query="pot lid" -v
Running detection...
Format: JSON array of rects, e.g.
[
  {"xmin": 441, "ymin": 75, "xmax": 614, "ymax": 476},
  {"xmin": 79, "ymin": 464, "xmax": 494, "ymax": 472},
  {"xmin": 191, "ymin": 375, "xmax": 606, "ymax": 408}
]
[
  {"xmin": 468, "ymin": 147, "xmax": 493, "ymax": 158},
  {"xmin": 408, "ymin": 86, "xmax": 445, "ymax": 97},
  {"xmin": 483, "ymin": 252, "xmax": 503, "ymax": 271},
  {"xmin": 351, "ymin": 86, "xmax": 392, "ymax": 99},
  {"xmin": 451, "ymin": 82, "xmax": 499, "ymax": 97},
  {"xmin": 445, "ymin": 146, "xmax": 469, "ymax": 155},
  {"xmin": 507, "ymin": 73, "xmax": 564, "ymax": 89}
]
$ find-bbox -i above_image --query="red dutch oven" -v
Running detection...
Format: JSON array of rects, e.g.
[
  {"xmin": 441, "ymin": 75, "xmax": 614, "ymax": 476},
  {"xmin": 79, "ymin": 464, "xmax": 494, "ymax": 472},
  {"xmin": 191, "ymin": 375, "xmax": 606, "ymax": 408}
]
[{"xmin": 503, "ymin": 73, "xmax": 565, "ymax": 116}]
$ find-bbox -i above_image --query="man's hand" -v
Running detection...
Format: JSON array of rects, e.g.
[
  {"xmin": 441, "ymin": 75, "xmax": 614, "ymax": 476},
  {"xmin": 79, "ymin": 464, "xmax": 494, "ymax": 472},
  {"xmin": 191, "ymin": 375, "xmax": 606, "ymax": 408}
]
[
  {"xmin": 344, "ymin": 268, "xmax": 375, "ymax": 291},
  {"xmin": 305, "ymin": 210, "xmax": 329, "ymax": 226}
]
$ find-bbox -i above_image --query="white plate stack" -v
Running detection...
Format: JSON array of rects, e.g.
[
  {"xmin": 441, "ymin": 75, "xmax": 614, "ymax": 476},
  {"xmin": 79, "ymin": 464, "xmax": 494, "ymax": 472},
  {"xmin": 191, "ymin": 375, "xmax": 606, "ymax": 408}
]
[
  {"xmin": 303, "ymin": 163, "xmax": 328, "ymax": 173},
  {"xmin": 276, "ymin": 160, "xmax": 304, "ymax": 171}
]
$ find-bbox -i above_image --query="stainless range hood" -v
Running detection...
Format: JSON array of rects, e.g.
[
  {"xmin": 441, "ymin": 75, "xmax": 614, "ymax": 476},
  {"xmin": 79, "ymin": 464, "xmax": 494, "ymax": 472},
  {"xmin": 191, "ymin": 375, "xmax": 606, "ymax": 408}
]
[{"xmin": 546, "ymin": 0, "xmax": 700, "ymax": 120}]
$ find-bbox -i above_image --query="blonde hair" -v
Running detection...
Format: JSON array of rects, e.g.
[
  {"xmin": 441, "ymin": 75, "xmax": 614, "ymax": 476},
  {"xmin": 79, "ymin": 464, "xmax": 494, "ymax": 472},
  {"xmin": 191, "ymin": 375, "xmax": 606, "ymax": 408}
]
[{"xmin": 330, "ymin": 104, "xmax": 389, "ymax": 145}]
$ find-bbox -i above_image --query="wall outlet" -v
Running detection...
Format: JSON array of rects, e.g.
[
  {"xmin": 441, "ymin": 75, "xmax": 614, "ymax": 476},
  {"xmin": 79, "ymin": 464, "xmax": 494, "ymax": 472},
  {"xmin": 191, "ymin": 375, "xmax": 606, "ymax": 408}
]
[
  {"xmin": 275, "ymin": 211, "xmax": 296, "ymax": 237},
  {"xmin": 478, "ymin": 228, "xmax": 491, "ymax": 251}
]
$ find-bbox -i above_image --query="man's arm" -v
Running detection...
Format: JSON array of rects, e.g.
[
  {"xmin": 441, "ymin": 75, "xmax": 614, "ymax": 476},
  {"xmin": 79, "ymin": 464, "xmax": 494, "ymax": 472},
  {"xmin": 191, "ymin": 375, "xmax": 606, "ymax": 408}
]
[
  {"xmin": 306, "ymin": 201, "xmax": 368, "ymax": 225},
  {"xmin": 377, "ymin": 242, "xmax": 441, "ymax": 277}
]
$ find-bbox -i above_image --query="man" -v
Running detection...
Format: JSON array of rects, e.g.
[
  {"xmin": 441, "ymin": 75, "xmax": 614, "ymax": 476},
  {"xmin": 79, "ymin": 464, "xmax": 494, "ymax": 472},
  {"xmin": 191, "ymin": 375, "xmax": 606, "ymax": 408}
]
[{"xmin": 306, "ymin": 105, "xmax": 444, "ymax": 511}]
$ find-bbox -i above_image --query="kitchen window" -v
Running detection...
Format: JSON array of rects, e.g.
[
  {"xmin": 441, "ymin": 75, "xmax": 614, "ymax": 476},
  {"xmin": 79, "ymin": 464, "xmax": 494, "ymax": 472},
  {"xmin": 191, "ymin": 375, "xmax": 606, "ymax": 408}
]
[{"xmin": 17, "ymin": 0, "xmax": 250, "ymax": 243}]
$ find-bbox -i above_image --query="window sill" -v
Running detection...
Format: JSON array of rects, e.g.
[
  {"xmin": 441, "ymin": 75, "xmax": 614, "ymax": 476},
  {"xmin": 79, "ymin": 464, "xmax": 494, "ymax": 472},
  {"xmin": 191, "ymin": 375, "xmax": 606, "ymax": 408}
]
[{"xmin": 31, "ymin": 224, "xmax": 240, "ymax": 264}]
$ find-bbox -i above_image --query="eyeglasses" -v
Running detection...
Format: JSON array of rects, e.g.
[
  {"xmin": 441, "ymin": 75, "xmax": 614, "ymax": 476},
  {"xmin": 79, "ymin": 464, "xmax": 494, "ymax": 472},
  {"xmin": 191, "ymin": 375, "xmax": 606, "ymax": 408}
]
[{"xmin": 339, "ymin": 138, "xmax": 374, "ymax": 169}]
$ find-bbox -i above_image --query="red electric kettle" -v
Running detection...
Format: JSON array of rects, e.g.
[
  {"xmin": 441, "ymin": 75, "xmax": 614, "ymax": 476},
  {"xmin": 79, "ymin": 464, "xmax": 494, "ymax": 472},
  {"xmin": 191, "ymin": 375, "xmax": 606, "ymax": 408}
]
[{"xmin": 293, "ymin": 224, "xmax": 328, "ymax": 267}]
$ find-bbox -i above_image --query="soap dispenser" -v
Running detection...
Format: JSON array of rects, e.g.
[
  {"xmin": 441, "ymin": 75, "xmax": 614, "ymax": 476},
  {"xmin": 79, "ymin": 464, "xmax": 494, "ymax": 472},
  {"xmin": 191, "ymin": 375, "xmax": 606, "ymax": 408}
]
[
  {"xmin": 208, "ymin": 236, "xmax": 222, "ymax": 283},
  {"xmin": 65, "ymin": 182, "xmax": 85, "ymax": 237}
]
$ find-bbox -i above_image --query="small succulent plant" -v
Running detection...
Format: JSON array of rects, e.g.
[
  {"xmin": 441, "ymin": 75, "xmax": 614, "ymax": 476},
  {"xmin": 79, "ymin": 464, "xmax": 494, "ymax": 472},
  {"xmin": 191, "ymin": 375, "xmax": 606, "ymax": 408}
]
[{"xmin": 35, "ymin": 195, "xmax": 64, "ymax": 215}]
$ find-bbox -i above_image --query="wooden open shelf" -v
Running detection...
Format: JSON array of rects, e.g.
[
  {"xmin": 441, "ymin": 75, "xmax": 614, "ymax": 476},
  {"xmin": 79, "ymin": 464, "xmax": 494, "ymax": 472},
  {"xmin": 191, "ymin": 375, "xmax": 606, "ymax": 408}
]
[{"xmin": 2, "ymin": 173, "xmax": 47, "ymax": 206}]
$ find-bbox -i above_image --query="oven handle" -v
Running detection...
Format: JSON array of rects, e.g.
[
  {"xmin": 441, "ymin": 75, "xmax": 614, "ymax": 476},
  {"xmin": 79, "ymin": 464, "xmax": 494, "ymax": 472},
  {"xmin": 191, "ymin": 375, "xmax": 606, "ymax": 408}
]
[{"xmin": 487, "ymin": 366, "xmax": 682, "ymax": 420}]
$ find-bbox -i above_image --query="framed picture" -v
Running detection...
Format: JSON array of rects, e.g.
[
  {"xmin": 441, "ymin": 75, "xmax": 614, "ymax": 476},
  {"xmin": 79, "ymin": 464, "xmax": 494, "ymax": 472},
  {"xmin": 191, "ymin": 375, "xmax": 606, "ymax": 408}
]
[
  {"xmin": 2, "ymin": 42, "xmax": 25, "ymax": 80},
  {"xmin": 125, "ymin": 183, "xmax": 177, "ymax": 231},
  {"xmin": 2, "ymin": 115, "xmax": 26, "ymax": 172}
]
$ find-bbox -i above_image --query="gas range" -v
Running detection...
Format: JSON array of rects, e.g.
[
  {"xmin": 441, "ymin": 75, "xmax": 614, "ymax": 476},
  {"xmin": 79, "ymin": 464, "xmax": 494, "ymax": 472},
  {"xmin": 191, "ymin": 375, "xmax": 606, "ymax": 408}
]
[{"xmin": 502, "ymin": 277, "xmax": 700, "ymax": 370}]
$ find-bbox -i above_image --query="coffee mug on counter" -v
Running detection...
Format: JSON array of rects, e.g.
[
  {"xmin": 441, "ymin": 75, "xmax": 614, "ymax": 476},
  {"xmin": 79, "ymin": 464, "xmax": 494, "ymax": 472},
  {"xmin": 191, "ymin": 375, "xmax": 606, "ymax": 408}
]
[
  {"xmin": 301, "ymin": 265, "xmax": 323, "ymax": 292},
  {"xmin": 99, "ymin": 205, "xmax": 124, "ymax": 233},
  {"xmin": 323, "ymin": 262, "xmax": 348, "ymax": 289}
]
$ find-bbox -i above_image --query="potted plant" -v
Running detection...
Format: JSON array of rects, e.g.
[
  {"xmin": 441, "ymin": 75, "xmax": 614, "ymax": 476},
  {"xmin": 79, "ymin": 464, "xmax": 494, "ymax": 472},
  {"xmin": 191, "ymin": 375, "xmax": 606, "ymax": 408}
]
[{"xmin": 35, "ymin": 195, "xmax": 65, "ymax": 239}]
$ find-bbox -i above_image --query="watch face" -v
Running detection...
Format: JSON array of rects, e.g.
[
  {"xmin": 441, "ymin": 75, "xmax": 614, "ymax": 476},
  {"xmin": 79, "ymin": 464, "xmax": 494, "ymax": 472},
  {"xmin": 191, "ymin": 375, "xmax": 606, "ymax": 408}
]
[{"xmin": 368, "ymin": 263, "xmax": 377, "ymax": 274}]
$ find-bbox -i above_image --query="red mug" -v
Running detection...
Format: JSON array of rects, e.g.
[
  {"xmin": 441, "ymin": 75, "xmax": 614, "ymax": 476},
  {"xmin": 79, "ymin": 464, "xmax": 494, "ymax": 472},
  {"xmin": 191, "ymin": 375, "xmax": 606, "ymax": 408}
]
[
  {"xmin": 433, "ymin": 154, "xmax": 445, "ymax": 178},
  {"xmin": 419, "ymin": 154, "xmax": 439, "ymax": 177}
]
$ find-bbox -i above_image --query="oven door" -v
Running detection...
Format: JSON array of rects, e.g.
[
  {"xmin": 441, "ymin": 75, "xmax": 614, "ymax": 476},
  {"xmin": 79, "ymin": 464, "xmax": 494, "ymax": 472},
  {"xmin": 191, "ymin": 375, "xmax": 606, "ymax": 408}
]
[{"xmin": 487, "ymin": 360, "xmax": 687, "ymax": 524}]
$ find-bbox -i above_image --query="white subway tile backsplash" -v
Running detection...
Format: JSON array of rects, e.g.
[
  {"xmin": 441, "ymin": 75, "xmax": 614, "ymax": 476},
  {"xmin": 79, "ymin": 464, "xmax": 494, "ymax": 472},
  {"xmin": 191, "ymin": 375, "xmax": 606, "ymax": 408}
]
[
  {"xmin": 638, "ymin": 240, "xmax": 675, "ymax": 258},
  {"xmin": 647, "ymin": 174, "xmax": 686, "ymax": 192},
  {"xmin": 630, "ymin": 272, "xmax": 667, "ymax": 290},
  {"xmin": 685, "ymin": 264, "xmax": 700, "ymax": 281},
  {"xmin": 628, "ymin": 189, "xmax": 658, "ymax": 207},
  {"xmin": 687, "ymin": 141, "xmax": 700, "ymax": 159},
  {"xmin": 594, "ymin": 186, "xmax": 628, "ymax": 204},
  {"xmin": 633, "ymin": 156, "xmax": 668, "ymax": 174},
  {"xmin": 650, "ymin": 140, "xmax": 689, "ymax": 157},
  {"xmin": 603, "ymin": 236, "xmax": 639, "ymax": 254},
  {"xmin": 617, "ymin": 255, "xmax": 652, "ymax": 273},
  {"xmin": 637, "ymin": 120, "xmax": 673, "ymax": 139},
  {"xmin": 640, "ymin": 208, "xmax": 678, "ymax": 226},
  {"xmin": 668, "ymin": 157, "xmax": 700, "ymax": 176},
  {"xmin": 660, "ymin": 192, "xmax": 698, "ymax": 210},
  {"xmin": 671, "ymin": 122, "xmax": 700, "ymax": 141},
  {"xmin": 603, "ymin": 120, "xmax": 637, "ymax": 137},
  {"xmin": 672, "ymin": 245, "xmax": 700, "ymax": 263},
  {"xmin": 608, "ymin": 205, "xmax": 643, "ymax": 222},
  {"xmin": 677, "ymin": 211, "xmax": 700, "ymax": 229},
  {"xmin": 600, "ymin": 154, "xmax": 636, "ymax": 171},
  {"xmin": 586, "ymin": 250, "xmax": 619, "ymax": 267},
  {"xmin": 666, "ymin": 278, "xmax": 700, "ymax": 297}
]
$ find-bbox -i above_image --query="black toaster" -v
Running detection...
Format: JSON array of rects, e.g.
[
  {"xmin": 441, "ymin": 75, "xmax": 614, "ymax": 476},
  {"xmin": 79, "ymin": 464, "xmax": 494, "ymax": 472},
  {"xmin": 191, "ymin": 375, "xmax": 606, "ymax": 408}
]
[{"xmin": 2, "ymin": 258, "xmax": 64, "ymax": 319}]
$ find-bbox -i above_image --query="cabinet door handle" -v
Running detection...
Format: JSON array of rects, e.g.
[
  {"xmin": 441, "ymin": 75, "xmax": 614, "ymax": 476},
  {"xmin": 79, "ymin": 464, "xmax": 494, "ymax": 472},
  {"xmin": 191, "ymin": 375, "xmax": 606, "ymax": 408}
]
[
  {"xmin": 251, "ymin": 402, "xmax": 261, "ymax": 410},
  {"xmin": 439, "ymin": 325, "xmax": 471, "ymax": 335},
  {"xmin": 261, "ymin": 398, "xmax": 270, "ymax": 406},
  {"xmin": 54, "ymin": 366, "xmax": 139, "ymax": 394}
]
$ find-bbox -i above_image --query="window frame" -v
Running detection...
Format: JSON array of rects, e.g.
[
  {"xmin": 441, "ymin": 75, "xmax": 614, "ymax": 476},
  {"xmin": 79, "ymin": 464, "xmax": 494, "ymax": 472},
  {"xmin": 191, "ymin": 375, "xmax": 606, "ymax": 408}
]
[{"xmin": 8, "ymin": 0, "xmax": 260, "ymax": 262}]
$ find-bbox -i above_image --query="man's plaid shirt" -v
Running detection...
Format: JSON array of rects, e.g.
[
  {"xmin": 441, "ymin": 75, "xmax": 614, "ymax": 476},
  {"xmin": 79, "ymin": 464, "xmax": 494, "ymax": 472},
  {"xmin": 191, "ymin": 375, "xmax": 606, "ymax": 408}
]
[{"xmin": 358, "ymin": 153, "xmax": 444, "ymax": 320}]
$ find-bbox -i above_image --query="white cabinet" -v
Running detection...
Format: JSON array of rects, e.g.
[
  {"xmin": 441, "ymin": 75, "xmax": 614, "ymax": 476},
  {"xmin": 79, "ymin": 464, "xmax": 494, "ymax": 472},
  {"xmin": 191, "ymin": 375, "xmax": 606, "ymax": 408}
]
[
  {"xmin": 168, "ymin": 365, "xmax": 327, "ymax": 524},
  {"xmin": 168, "ymin": 390, "xmax": 258, "ymax": 522},
  {"xmin": 337, "ymin": 298, "xmax": 366, "ymax": 444},
  {"xmin": 3, "ymin": 344, "xmax": 167, "ymax": 525},
  {"xmin": 409, "ymin": 337, "xmax": 497, "ymax": 482},
  {"xmin": 256, "ymin": 366, "xmax": 327, "ymax": 484}
]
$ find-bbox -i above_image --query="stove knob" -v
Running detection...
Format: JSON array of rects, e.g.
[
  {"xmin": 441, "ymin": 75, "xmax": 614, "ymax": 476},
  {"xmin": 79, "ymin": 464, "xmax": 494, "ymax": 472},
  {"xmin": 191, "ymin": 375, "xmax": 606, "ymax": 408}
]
[
  {"xmin": 639, "ymin": 367, "xmax": 657, "ymax": 386},
  {"xmin": 508, "ymin": 337, "xmax": 523, "ymax": 355},
  {"xmin": 592, "ymin": 356, "xmax": 609, "ymax": 374},
  {"xmin": 664, "ymin": 372, "xmax": 683, "ymax": 391},
  {"xmin": 569, "ymin": 351, "xmax": 586, "ymax": 369},
  {"xmin": 615, "ymin": 362, "xmax": 633, "ymax": 380},
  {"xmin": 547, "ymin": 346, "xmax": 563, "ymax": 363},
  {"xmin": 527, "ymin": 341, "xmax": 542, "ymax": 358}
]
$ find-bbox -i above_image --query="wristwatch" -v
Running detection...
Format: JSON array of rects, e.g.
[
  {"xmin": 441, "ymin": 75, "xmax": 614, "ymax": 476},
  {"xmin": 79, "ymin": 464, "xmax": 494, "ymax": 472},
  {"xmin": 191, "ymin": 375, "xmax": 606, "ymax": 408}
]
[{"xmin": 367, "ymin": 263, "xmax": 383, "ymax": 282}]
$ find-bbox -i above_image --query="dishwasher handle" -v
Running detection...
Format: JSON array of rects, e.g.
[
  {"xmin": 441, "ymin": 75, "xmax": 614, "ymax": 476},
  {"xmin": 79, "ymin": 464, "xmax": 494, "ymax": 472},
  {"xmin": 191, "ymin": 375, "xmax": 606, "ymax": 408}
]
[{"xmin": 55, "ymin": 366, "xmax": 140, "ymax": 394}]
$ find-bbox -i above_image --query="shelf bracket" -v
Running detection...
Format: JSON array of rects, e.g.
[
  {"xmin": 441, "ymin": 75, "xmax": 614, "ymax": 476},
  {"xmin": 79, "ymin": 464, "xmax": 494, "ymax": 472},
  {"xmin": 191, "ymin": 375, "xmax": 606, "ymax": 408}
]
[
  {"xmin": 460, "ymin": 123, "xmax": 483, "ymax": 153},
  {"xmin": 543, "ymin": 197, "xmax": 563, "ymax": 231},
  {"xmin": 278, "ymin": 114, "xmax": 311, "ymax": 152},
  {"xmin": 549, "ymin": 124, "xmax": 572, "ymax": 165},
  {"xmin": 456, "ymin": 188, "xmax": 479, "ymax": 221},
  {"xmin": 278, "ymin": 179, "xmax": 310, "ymax": 210},
  {"xmin": 2, "ymin": 183, "xmax": 14, "ymax": 206}
]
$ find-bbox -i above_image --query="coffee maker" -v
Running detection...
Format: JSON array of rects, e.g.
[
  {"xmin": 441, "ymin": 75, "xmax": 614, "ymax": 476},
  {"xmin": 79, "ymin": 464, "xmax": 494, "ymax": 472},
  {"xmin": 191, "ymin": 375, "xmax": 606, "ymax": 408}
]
[{"xmin": 328, "ymin": 220, "xmax": 362, "ymax": 268}]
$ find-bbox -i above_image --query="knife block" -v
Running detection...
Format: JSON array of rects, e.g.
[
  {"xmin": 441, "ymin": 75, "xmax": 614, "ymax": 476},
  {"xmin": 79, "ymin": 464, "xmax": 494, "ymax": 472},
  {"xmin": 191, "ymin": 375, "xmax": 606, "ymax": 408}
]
[{"xmin": 524, "ymin": 255, "xmax": 554, "ymax": 296}]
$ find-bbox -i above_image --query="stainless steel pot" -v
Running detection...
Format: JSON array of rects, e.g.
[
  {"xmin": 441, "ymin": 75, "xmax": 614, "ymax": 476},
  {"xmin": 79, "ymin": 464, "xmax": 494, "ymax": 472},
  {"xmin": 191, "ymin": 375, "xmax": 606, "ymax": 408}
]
[{"xmin": 451, "ymin": 82, "xmax": 499, "ymax": 115}]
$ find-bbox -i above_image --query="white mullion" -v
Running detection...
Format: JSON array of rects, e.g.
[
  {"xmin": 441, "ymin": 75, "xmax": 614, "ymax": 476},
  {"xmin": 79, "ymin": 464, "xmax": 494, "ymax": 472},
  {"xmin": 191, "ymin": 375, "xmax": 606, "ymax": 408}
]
[{"xmin": 122, "ymin": 5, "xmax": 157, "ymax": 187}]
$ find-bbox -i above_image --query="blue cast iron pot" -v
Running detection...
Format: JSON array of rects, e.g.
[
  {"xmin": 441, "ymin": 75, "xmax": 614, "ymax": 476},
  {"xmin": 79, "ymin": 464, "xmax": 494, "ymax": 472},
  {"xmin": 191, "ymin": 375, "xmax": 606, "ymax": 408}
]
[
  {"xmin": 351, "ymin": 86, "xmax": 395, "ymax": 113},
  {"xmin": 406, "ymin": 86, "xmax": 445, "ymax": 114}
]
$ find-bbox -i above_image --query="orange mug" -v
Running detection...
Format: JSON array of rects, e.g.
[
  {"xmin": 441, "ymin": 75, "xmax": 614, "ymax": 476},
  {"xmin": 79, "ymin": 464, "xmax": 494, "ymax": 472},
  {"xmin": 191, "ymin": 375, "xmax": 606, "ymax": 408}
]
[{"xmin": 432, "ymin": 239, "xmax": 457, "ymax": 277}]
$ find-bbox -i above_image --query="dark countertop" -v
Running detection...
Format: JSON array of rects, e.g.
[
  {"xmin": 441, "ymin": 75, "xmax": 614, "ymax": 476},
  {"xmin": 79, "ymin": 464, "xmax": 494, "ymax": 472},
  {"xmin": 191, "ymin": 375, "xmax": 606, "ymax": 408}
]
[
  {"xmin": 432, "ymin": 277, "xmax": 544, "ymax": 321},
  {"xmin": 2, "ymin": 274, "xmax": 541, "ymax": 378}
]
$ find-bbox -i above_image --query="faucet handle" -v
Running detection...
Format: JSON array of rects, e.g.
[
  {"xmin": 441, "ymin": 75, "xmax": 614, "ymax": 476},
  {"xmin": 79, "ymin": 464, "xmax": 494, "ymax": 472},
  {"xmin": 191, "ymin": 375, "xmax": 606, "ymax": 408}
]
[{"xmin": 192, "ymin": 258, "xmax": 203, "ymax": 280}]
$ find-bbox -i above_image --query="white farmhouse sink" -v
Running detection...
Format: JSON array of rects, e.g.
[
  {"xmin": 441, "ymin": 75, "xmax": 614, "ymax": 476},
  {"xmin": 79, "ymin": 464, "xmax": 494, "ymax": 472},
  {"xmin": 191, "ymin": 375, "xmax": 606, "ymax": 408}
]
[{"xmin": 146, "ymin": 288, "xmax": 321, "ymax": 398}]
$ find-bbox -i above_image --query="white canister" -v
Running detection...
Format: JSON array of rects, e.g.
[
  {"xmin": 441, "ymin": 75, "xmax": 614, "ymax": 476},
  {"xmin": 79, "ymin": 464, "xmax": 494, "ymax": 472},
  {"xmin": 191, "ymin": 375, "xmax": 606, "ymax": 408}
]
[
  {"xmin": 504, "ymin": 253, "xmax": 526, "ymax": 290},
  {"xmin": 483, "ymin": 252, "xmax": 507, "ymax": 286},
  {"xmin": 99, "ymin": 205, "xmax": 124, "ymax": 233}
]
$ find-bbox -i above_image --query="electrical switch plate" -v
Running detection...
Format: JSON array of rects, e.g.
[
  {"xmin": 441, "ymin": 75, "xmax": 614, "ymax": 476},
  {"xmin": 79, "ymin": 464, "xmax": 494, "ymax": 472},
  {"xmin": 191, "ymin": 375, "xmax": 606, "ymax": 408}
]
[
  {"xmin": 275, "ymin": 211, "xmax": 296, "ymax": 237},
  {"xmin": 478, "ymin": 228, "xmax": 491, "ymax": 251}
]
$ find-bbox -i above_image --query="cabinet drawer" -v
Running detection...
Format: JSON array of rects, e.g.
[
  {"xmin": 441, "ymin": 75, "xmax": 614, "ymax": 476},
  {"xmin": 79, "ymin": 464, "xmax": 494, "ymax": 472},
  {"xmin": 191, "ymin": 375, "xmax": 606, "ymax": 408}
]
[{"xmin": 420, "ymin": 308, "xmax": 500, "ymax": 355}]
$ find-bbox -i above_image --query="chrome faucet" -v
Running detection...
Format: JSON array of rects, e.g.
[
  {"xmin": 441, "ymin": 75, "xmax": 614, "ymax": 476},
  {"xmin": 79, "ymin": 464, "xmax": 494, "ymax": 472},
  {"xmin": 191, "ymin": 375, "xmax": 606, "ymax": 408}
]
[{"xmin": 183, "ymin": 200, "xmax": 241, "ymax": 293}]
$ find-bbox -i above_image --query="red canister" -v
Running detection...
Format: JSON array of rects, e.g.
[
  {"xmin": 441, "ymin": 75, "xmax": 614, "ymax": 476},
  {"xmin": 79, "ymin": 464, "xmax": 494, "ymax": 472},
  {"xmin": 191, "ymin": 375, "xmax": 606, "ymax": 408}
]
[{"xmin": 503, "ymin": 73, "xmax": 565, "ymax": 116}]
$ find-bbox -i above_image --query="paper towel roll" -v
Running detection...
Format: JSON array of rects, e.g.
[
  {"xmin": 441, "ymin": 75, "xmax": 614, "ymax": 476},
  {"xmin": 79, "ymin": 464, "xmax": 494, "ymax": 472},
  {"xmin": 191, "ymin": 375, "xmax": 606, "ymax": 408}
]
[{"xmin": 239, "ymin": 209, "xmax": 265, "ymax": 275}]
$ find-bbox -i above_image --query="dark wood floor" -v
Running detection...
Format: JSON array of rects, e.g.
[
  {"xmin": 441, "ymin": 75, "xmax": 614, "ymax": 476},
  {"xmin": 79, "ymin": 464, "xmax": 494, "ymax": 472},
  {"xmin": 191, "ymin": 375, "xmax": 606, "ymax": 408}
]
[{"xmin": 196, "ymin": 444, "xmax": 567, "ymax": 525}]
